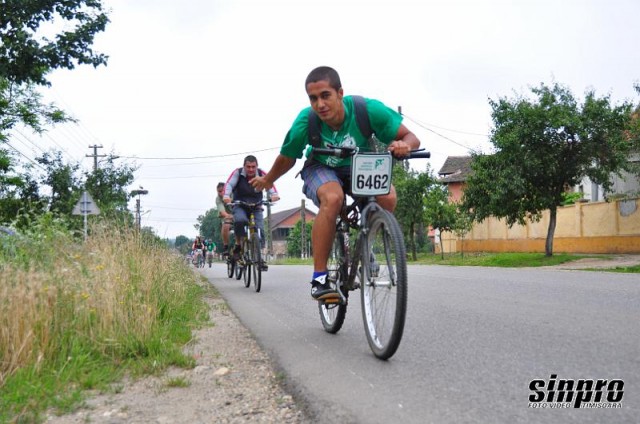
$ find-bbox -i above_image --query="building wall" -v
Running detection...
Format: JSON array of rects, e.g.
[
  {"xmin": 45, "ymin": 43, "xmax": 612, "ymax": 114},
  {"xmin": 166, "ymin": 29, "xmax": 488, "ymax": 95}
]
[
  {"xmin": 447, "ymin": 182, "xmax": 465, "ymax": 203},
  {"xmin": 439, "ymin": 198, "xmax": 640, "ymax": 254}
]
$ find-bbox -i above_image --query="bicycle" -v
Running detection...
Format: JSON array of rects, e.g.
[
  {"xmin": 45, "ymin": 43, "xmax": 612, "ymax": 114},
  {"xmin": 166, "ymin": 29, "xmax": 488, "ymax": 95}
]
[
  {"xmin": 192, "ymin": 248, "xmax": 204, "ymax": 268},
  {"xmin": 230, "ymin": 199, "xmax": 272, "ymax": 292},
  {"xmin": 311, "ymin": 144, "xmax": 430, "ymax": 360}
]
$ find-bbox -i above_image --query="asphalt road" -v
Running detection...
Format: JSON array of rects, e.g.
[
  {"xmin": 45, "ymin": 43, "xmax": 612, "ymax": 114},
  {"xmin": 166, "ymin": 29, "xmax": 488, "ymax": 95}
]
[{"xmin": 202, "ymin": 264, "xmax": 639, "ymax": 424}]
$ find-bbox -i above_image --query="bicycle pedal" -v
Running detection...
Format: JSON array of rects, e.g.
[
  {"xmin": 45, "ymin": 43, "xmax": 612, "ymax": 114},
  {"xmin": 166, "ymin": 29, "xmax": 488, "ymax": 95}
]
[{"xmin": 321, "ymin": 297, "xmax": 341, "ymax": 304}]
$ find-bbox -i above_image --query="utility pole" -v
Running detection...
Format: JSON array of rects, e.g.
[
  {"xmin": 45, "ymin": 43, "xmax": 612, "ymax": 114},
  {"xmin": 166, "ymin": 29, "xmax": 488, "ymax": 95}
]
[
  {"xmin": 300, "ymin": 199, "xmax": 306, "ymax": 258},
  {"xmin": 266, "ymin": 195, "xmax": 273, "ymax": 260},
  {"xmin": 87, "ymin": 144, "xmax": 106, "ymax": 171},
  {"xmin": 131, "ymin": 188, "xmax": 149, "ymax": 231}
]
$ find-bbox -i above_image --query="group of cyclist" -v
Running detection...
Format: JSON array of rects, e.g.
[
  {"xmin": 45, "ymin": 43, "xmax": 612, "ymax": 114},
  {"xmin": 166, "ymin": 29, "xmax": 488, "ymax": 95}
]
[
  {"xmin": 190, "ymin": 236, "xmax": 215, "ymax": 264},
  {"xmin": 199, "ymin": 66, "xmax": 422, "ymax": 302}
]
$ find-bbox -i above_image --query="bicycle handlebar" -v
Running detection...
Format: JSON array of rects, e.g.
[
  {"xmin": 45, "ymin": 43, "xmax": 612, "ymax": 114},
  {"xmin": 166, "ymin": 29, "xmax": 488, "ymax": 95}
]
[
  {"xmin": 230, "ymin": 200, "xmax": 274, "ymax": 208},
  {"xmin": 311, "ymin": 145, "xmax": 430, "ymax": 159}
]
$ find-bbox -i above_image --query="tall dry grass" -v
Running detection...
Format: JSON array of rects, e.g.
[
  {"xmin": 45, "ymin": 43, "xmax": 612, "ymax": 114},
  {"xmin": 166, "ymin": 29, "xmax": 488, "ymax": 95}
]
[{"xmin": 0, "ymin": 219, "xmax": 204, "ymax": 389}]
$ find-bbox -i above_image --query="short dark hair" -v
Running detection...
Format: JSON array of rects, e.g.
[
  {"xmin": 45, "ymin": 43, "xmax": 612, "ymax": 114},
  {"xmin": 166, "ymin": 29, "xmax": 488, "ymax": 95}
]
[
  {"xmin": 217, "ymin": 182, "xmax": 224, "ymax": 190},
  {"xmin": 305, "ymin": 66, "xmax": 342, "ymax": 91},
  {"xmin": 244, "ymin": 155, "xmax": 257, "ymax": 165}
]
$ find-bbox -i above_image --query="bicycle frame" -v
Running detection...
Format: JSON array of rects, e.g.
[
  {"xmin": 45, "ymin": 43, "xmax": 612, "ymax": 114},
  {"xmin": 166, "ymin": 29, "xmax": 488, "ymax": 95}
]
[{"xmin": 335, "ymin": 197, "xmax": 384, "ymax": 302}]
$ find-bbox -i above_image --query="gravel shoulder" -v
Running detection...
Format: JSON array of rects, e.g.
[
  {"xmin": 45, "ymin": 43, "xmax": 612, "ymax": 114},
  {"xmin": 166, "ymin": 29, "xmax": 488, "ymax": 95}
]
[{"xmin": 45, "ymin": 283, "xmax": 312, "ymax": 424}]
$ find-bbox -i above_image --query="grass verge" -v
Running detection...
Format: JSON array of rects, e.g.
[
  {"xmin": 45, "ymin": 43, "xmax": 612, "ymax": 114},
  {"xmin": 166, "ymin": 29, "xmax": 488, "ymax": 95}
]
[
  {"xmin": 412, "ymin": 252, "xmax": 600, "ymax": 267},
  {"xmin": 274, "ymin": 252, "xmax": 601, "ymax": 268},
  {"xmin": 0, "ymin": 218, "xmax": 211, "ymax": 423}
]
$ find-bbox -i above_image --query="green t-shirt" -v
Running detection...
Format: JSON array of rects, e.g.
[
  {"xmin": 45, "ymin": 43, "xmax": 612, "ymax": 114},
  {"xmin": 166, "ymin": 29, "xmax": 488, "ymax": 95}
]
[{"xmin": 280, "ymin": 96, "xmax": 403, "ymax": 168}]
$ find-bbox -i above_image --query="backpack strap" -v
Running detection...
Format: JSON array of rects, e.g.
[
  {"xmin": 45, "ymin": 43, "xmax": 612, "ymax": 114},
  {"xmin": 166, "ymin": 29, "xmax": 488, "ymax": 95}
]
[
  {"xmin": 307, "ymin": 110, "xmax": 322, "ymax": 147},
  {"xmin": 351, "ymin": 95, "xmax": 373, "ymax": 141}
]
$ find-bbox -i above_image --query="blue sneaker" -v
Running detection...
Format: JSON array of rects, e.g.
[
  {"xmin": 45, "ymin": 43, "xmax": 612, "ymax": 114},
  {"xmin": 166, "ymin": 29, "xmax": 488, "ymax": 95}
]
[{"xmin": 310, "ymin": 275, "xmax": 338, "ymax": 300}]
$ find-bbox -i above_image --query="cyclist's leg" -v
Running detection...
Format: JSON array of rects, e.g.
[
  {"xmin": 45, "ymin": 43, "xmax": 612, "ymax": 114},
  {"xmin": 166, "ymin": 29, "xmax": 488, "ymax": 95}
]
[
  {"xmin": 312, "ymin": 182, "xmax": 342, "ymax": 271},
  {"xmin": 375, "ymin": 184, "xmax": 397, "ymax": 212},
  {"xmin": 222, "ymin": 219, "xmax": 233, "ymax": 255},
  {"xmin": 301, "ymin": 163, "xmax": 345, "ymax": 300},
  {"xmin": 233, "ymin": 208, "xmax": 248, "ymax": 257}
]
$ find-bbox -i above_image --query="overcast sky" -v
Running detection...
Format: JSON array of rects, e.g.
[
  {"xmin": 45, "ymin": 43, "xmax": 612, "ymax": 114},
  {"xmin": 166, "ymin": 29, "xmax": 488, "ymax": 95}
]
[{"xmin": 20, "ymin": 0, "xmax": 640, "ymax": 239}]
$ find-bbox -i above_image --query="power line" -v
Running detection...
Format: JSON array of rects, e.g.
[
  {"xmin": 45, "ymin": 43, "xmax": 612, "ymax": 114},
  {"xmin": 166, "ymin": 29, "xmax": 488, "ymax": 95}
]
[
  {"xmin": 402, "ymin": 113, "xmax": 484, "ymax": 153},
  {"xmin": 118, "ymin": 146, "xmax": 280, "ymax": 160},
  {"xmin": 3, "ymin": 140, "xmax": 47, "ymax": 171},
  {"xmin": 138, "ymin": 173, "xmax": 228, "ymax": 180}
]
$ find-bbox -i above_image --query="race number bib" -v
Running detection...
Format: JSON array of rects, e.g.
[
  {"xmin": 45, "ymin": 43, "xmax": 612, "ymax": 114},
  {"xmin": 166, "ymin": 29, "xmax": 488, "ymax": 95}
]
[{"xmin": 351, "ymin": 152, "xmax": 392, "ymax": 196}]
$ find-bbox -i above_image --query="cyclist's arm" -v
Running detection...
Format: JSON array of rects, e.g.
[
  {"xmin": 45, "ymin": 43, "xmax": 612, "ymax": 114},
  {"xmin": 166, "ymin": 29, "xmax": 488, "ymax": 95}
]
[
  {"xmin": 223, "ymin": 169, "xmax": 240, "ymax": 203},
  {"xmin": 387, "ymin": 124, "xmax": 420, "ymax": 158},
  {"xmin": 251, "ymin": 154, "xmax": 296, "ymax": 191},
  {"xmin": 216, "ymin": 196, "xmax": 232, "ymax": 218}
]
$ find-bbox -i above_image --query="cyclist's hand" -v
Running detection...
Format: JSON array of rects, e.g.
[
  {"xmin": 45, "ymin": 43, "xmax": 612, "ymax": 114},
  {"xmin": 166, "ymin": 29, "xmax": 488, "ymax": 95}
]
[
  {"xmin": 251, "ymin": 175, "xmax": 272, "ymax": 191},
  {"xmin": 270, "ymin": 194, "xmax": 280, "ymax": 202},
  {"xmin": 223, "ymin": 196, "xmax": 231, "ymax": 204},
  {"xmin": 387, "ymin": 140, "xmax": 411, "ymax": 158}
]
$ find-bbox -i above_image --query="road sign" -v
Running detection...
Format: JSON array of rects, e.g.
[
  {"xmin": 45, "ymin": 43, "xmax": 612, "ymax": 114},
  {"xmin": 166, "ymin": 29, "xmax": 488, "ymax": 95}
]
[{"xmin": 72, "ymin": 191, "xmax": 100, "ymax": 215}]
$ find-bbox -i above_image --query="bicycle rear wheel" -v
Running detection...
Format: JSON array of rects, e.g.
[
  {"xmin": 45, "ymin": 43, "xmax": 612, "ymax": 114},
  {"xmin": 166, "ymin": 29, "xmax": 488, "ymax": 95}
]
[
  {"xmin": 360, "ymin": 209, "xmax": 407, "ymax": 360},
  {"xmin": 251, "ymin": 233, "xmax": 262, "ymax": 292},
  {"xmin": 318, "ymin": 230, "xmax": 348, "ymax": 333}
]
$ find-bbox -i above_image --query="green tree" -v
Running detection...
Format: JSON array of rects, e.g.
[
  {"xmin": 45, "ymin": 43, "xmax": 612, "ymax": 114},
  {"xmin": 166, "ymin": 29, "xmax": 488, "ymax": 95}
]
[
  {"xmin": 286, "ymin": 219, "xmax": 313, "ymax": 258},
  {"xmin": 0, "ymin": 0, "xmax": 109, "ymax": 86},
  {"xmin": 463, "ymin": 82, "xmax": 637, "ymax": 256},
  {"xmin": 424, "ymin": 184, "xmax": 457, "ymax": 259},
  {"xmin": 393, "ymin": 163, "xmax": 437, "ymax": 260},
  {"xmin": 452, "ymin": 208, "xmax": 474, "ymax": 259},
  {"xmin": 36, "ymin": 150, "xmax": 82, "ymax": 215},
  {"xmin": 84, "ymin": 155, "xmax": 136, "ymax": 217},
  {"xmin": 1, "ymin": 0, "xmax": 109, "ymax": 135},
  {"xmin": 175, "ymin": 235, "xmax": 191, "ymax": 255},
  {"xmin": 0, "ymin": 148, "xmax": 42, "ymax": 224},
  {"xmin": 196, "ymin": 208, "xmax": 222, "ymax": 248},
  {"xmin": 0, "ymin": 1, "xmax": 110, "ymax": 224}
]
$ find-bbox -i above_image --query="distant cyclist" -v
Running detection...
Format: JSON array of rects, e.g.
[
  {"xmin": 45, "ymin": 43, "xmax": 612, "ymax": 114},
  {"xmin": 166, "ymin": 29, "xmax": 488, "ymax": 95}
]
[
  {"xmin": 192, "ymin": 236, "xmax": 205, "ymax": 266},
  {"xmin": 215, "ymin": 182, "xmax": 234, "ymax": 257},
  {"xmin": 223, "ymin": 155, "xmax": 279, "ymax": 269},
  {"xmin": 205, "ymin": 238, "xmax": 216, "ymax": 259}
]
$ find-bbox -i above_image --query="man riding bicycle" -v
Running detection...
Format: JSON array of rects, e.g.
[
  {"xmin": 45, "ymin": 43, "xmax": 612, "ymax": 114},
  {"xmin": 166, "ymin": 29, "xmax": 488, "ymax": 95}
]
[
  {"xmin": 192, "ymin": 236, "xmax": 205, "ymax": 266},
  {"xmin": 216, "ymin": 182, "xmax": 234, "ymax": 256},
  {"xmin": 223, "ymin": 155, "xmax": 279, "ymax": 271},
  {"xmin": 250, "ymin": 66, "xmax": 421, "ymax": 300}
]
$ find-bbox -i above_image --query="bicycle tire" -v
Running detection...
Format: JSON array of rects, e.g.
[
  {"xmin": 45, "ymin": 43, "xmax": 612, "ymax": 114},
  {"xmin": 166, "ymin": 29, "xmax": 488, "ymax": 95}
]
[
  {"xmin": 242, "ymin": 239, "xmax": 251, "ymax": 287},
  {"xmin": 318, "ymin": 230, "xmax": 348, "ymax": 333},
  {"xmin": 235, "ymin": 259, "xmax": 243, "ymax": 281},
  {"xmin": 251, "ymin": 233, "xmax": 262, "ymax": 292},
  {"xmin": 227, "ymin": 258, "xmax": 235, "ymax": 278},
  {"xmin": 360, "ymin": 209, "xmax": 407, "ymax": 360}
]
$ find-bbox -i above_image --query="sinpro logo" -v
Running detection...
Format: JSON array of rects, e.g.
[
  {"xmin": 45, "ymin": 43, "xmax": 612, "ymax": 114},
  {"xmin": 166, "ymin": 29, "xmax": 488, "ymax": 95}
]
[{"xmin": 528, "ymin": 374, "xmax": 624, "ymax": 409}]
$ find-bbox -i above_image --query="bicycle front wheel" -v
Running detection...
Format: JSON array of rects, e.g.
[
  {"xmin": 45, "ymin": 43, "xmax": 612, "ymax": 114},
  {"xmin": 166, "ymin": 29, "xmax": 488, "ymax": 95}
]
[
  {"xmin": 318, "ymin": 230, "xmax": 348, "ymax": 333},
  {"xmin": 227, "ymin": 258, "xmax": 235, "ymax": 278},
  {"xmin": 242, "ymin": 239, "xmax": 251, "ymax": 288},
  {"xmin": 251, "ymin": 233, "xmax": 262, "ymax": 292},
  {"xmin": 360, "ymin": 209, "xmax": 407, "ymax": 360}
]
